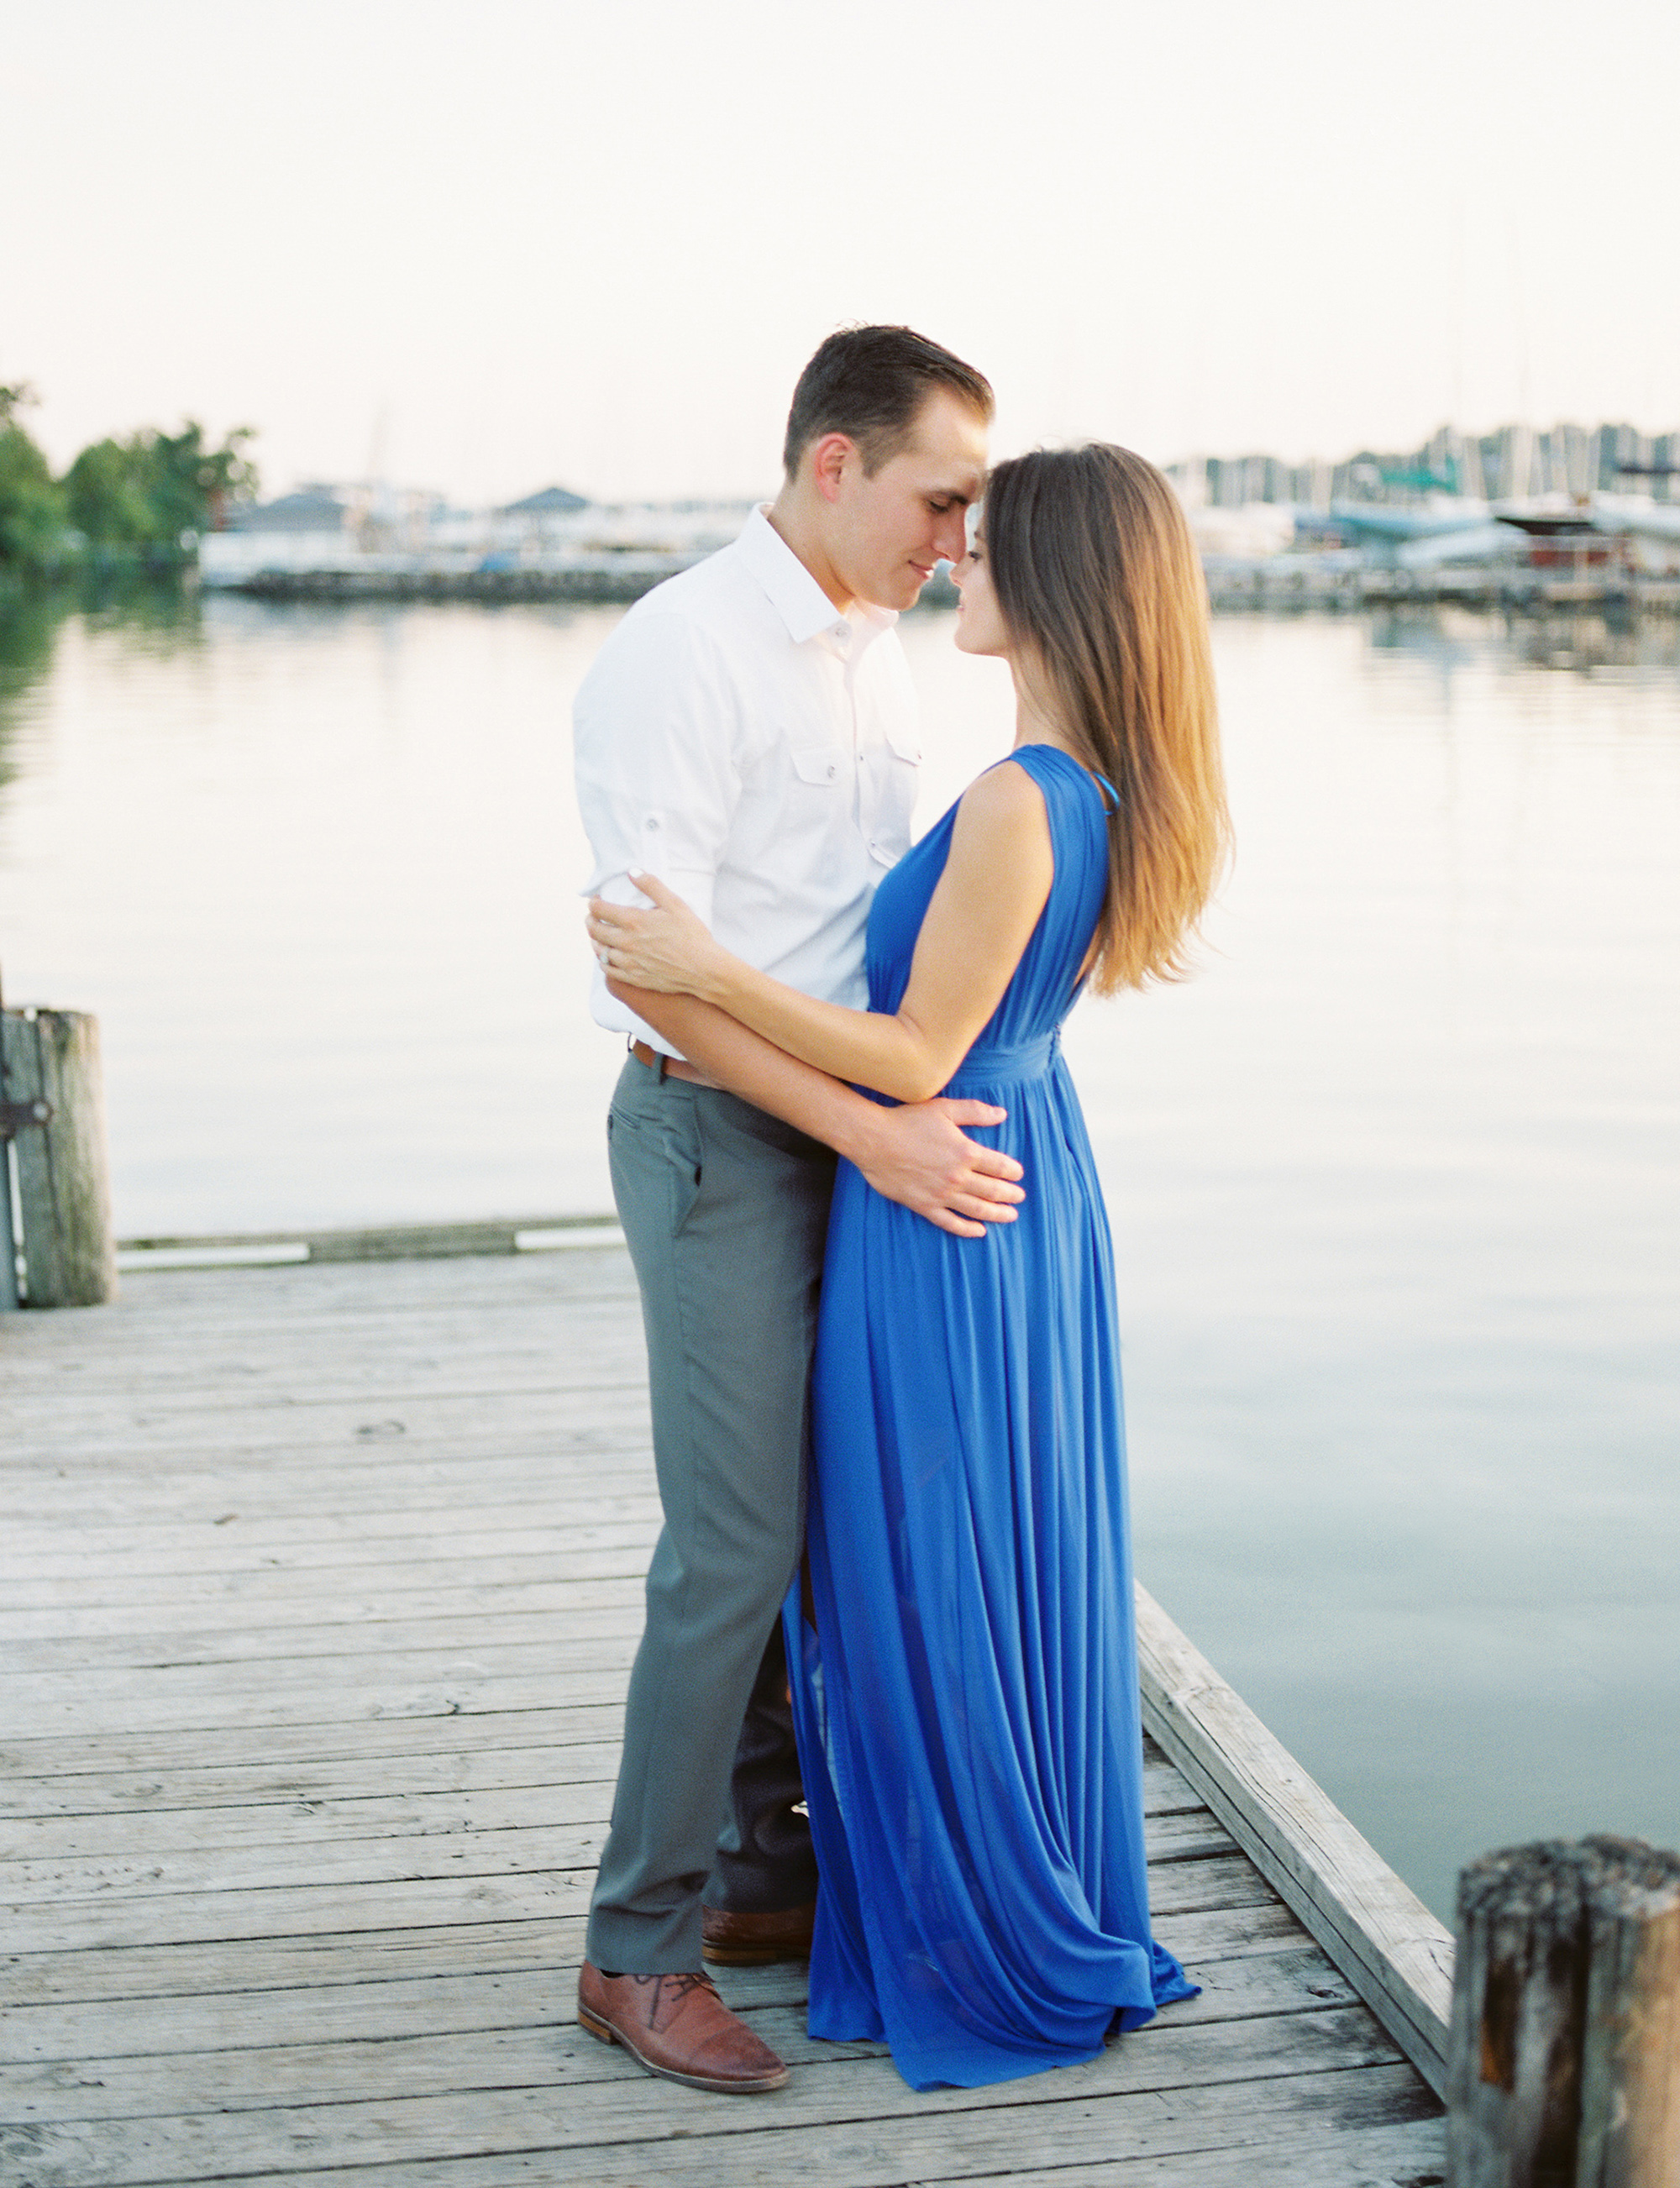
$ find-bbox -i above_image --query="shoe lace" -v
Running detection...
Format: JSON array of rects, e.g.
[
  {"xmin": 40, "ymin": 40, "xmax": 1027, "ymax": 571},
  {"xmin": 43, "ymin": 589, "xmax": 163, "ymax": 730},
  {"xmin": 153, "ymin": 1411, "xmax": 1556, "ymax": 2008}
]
[{"xmin": 634, "ymin": 1970, "xmax": 717, "ymax": 2027}]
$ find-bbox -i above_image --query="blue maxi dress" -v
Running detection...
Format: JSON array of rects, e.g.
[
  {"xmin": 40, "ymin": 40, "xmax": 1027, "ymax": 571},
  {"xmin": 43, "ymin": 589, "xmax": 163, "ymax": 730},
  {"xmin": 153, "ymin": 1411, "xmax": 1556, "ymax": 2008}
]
[{"xmin": 783, "ymin": 741, "xmax": 1197, "ymax": 2091}]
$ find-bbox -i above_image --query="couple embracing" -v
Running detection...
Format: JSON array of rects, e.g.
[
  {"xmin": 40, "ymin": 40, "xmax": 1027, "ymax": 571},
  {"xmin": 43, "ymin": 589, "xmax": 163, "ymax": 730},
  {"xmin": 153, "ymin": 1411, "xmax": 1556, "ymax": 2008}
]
[{"xmin": 573, "ymin": 325, "xmax": 1228, "ymax": 2095}]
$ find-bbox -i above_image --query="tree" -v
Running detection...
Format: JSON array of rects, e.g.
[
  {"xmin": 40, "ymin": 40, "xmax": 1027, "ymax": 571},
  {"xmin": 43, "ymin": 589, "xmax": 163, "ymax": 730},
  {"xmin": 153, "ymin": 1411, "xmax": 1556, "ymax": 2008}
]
[
  {"xmin": 62, "ymin": 438, "xmax": 157, "ymax": 547},
  {"xmin": 0, "ymin": 385, "xmax": 69, "ymax": 575},
  {"xmin": 1, "ymin": 386, "xmax": 261, "ymax": 574},
  {"xmin": 145, "ymin": 422, "xmax": 260, "ymax": 538},
  {"xmin": 65, "ymin": 421, "xmax": 260, "ymax": 550}
]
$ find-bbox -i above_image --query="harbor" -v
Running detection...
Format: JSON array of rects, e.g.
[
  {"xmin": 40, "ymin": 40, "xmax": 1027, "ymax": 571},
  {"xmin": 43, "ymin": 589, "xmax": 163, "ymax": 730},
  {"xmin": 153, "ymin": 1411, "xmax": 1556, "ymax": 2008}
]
[
  {"xmin": 1, "ymin": 1235, "xmax": 1450, "ymax": 2186},
  {"xmin": 189, "ymin": 417, "xmax": 1680, "ymax": 614}
]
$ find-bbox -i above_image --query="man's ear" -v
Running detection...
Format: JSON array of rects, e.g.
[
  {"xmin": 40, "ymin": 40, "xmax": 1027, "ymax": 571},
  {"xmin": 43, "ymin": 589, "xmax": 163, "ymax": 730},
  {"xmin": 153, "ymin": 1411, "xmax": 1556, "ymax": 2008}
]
[{"xmin": 809, "ymin": 432, "xmax": 856, "ymax": 505}]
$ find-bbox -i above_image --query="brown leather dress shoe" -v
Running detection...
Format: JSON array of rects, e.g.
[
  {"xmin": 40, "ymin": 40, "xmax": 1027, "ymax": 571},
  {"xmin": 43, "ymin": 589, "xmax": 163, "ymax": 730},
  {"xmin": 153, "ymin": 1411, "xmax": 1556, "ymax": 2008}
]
[
  {"xmin": 701, "ymin": 1900, "xmax": 816, "ymax": 1965},
  {"xmin": 576, "ymin": 1962, "xmax": 789, "ymax": 2093}
]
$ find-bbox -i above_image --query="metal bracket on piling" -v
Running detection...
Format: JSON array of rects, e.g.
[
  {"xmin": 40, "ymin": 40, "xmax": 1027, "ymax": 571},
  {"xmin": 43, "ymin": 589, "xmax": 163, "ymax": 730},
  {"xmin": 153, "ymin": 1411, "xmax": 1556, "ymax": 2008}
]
[{"xmin": 0, "ymin": 964, "xmax": 38, "ymax": 1309}]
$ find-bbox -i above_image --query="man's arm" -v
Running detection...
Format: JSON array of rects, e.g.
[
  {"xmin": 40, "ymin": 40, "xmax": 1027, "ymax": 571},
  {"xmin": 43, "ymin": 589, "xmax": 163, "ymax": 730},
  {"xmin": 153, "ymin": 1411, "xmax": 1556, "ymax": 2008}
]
[
  {"xmin": 611, "ymin": 982, "xmax": 1025, "ymax": 1241},
  {"xmin": 591, "ymin": 766, "xmax": 1057, "ymax": 1104},
  {"xmin": 574, "ymin": 611, "xmax": 738, "ymax": 1060}
]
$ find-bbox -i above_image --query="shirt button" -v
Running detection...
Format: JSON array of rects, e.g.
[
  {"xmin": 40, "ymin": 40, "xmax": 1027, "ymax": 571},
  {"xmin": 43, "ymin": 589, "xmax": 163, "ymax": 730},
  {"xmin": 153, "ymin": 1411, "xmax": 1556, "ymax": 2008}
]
[{"xmin": 644, "ymin": 817, "xmax": 659, "ymax": 832}]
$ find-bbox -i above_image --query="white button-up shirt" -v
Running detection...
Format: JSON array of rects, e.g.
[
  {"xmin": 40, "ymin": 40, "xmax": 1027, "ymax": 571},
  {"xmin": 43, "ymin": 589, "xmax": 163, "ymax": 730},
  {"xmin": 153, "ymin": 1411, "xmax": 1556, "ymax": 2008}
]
[{"xmin": 574, "ymin": 506, "xmax": 921, "ymax": 1059}]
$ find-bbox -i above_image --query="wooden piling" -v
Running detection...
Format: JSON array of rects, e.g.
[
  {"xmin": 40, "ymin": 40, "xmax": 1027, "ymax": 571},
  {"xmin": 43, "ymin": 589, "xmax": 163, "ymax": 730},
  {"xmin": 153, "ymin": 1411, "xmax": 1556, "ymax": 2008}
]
[
  {"xmin": 0, "ymin": 1006, "xmax": 118, "ymax": 1307},
  {"xmin": 1446, "ymin": 1835, "xmax": 1680, "ymax": 2186},
  {"xmin": 0, "ymin": 1138, "xmax": 17, "ymax": 1310}
]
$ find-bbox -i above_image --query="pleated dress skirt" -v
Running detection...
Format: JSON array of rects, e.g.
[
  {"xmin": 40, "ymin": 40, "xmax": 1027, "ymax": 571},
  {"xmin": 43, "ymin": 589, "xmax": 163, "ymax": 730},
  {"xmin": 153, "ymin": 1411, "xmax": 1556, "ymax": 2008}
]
[{"xmin": 784, "ymin": 742, "xmax": 1197, "ymax": 2091}]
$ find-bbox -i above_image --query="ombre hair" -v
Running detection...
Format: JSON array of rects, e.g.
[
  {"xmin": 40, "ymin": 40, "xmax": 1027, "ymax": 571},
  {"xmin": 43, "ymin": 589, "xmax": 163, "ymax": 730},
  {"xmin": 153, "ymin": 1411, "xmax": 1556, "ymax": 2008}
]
[{"xmin": 984, "ymin": 443, "xmax": 1229, "ymax": 993}]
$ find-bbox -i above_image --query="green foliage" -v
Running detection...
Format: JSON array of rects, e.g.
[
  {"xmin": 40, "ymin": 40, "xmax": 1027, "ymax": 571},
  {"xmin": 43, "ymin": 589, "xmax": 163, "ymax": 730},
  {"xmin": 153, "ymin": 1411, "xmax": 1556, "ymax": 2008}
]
[
  {"xmin": 149, "ymin": 421, "xmax": 260, "ymax": 537},
  {"xmin": 64, "ymin": 422, "xmax": 260, "ymax": 553},
  {"xmin": 63, "ymin": 439, "xmax": 157, "ymax": 547},
  {"xmin": 0, "ymin": 401, "xmax": 70, "ymax": 573},
  {"xmin": 0, "ymin": 382, "xmax": 259, "ymax": 575}
]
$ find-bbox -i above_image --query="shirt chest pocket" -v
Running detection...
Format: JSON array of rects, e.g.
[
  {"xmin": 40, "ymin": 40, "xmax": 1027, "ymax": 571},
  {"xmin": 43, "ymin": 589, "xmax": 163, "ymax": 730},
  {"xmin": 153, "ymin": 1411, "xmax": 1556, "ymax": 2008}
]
[
  {"xmin": 790, "ymin": 744, "xmax": 847, "ymax": 791},
  {"xmin": 859, "ymin": 720, "xmax": 920, "ymax": 867}
]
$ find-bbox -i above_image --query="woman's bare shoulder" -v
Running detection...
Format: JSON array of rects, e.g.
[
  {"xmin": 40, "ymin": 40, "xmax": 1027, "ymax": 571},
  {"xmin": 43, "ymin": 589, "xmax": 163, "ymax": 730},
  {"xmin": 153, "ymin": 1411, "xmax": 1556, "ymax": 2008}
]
[
  {"xmin": 952, "ymin": 754, "xmax": 1053, "ymax": 842},
  {"xmin": 938, "ymin": 756, "xmax": 1056, "ymax": 916}
]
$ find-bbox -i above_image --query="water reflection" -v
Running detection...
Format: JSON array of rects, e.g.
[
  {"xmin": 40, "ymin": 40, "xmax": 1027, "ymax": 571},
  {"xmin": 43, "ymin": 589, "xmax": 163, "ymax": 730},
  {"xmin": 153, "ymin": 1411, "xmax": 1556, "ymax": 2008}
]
[
  {"xmin": 0, "ymin": 580, "xmax": 211, "ymax": 802},
  {"xmin": 76, "ymin": 575, "xmax": 208, "ymax": 653},
  {"xmin": 1494, "ymin": 606, "xmax": 1680, "ymax": 676},
  {"xmin": 0, "ymin": 589, "xmax": 70, "ymax": 796},
  {"xmin": 1364, "ymin": 600, "xmax": 1680, "ymax": 679}
]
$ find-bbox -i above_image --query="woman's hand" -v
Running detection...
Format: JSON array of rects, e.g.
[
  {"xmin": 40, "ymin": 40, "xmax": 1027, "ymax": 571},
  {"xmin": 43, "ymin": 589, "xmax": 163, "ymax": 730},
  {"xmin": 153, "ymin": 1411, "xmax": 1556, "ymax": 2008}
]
[{"xmin": 586, "ymin": 872, "xmax": 727, "ymax": 1000}]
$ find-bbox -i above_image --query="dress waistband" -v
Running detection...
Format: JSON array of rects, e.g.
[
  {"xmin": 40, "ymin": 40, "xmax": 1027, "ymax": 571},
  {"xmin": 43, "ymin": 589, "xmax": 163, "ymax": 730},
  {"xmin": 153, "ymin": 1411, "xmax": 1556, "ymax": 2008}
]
[{"xmin": 942, "ymin": 1031, "xmax": 1060, "ymax": 1092}]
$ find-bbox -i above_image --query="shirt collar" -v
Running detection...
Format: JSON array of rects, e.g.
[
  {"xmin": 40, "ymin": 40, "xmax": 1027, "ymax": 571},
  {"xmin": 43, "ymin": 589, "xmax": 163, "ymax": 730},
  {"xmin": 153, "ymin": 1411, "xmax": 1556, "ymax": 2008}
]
[{"xmin": 734, "ymin": 505, "xmax": 897, "ymax": 649}]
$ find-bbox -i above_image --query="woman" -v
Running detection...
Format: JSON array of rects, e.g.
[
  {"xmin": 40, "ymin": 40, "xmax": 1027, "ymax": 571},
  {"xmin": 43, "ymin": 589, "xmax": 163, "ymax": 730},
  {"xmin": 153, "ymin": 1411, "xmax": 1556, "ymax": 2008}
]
[{"xmin": 587, "ymin": 443, "xmax": 1230, "ymax": 2089}]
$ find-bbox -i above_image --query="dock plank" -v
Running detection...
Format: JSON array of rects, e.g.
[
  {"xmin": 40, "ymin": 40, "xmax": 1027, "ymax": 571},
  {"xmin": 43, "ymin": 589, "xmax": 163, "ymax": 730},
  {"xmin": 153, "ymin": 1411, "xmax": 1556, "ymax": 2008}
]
[
  {"xmin": 0, "ymin": 1944, "xmax": 1354, "ymax": 2070},
  {"xmin": 0, "ymin": 2011, "xmax": 1406, "ymax": 2180},
  {"xmin": 0, "ymin": 1792, "xmax": 1236, "ymax": 1865},
  {"xmin": 2, "ymin": 1906, "xmax": 1316, "ymax": 2016},
  {"xmin": 0, "ymin": 1806, "xmax": 1238, "ymax": 1901},
  {"xmin": 0, "ymin": 2065, "xmax": 1441, "ymax": 2188},
  {"xmin": 0, "ymin": 1250, "xmax": 1444, "ymax": 2185},
  {"xmin": 0, "ymin": 1955, "xmax": 1368, "ymax": 2119},
  {"xmin": 3, "ymin": 1850, "xmax": 1279, "ymax": 1957}
]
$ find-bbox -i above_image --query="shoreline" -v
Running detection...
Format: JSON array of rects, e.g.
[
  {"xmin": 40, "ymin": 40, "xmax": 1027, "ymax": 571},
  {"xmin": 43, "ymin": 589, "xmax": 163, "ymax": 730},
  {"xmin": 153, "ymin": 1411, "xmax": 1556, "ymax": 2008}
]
[{"xmin": 200, "ymin": 558, "xmax": 1680, "ymax": 616}]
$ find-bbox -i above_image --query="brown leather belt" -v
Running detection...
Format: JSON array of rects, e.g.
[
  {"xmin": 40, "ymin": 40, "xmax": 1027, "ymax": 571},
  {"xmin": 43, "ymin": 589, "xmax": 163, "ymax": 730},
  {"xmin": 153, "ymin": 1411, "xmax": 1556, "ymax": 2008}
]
[{"xmin": 629, "ymin": 1037, "xmax": 723, "ymax": 1090}]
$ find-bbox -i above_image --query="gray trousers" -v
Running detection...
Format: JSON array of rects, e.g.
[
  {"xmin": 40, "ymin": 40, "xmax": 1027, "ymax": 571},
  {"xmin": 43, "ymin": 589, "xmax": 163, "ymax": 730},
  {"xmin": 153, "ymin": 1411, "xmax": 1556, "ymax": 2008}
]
[{"xmin": 585, "ymin": 1052, "xmax": 835, "ymax": 1974}]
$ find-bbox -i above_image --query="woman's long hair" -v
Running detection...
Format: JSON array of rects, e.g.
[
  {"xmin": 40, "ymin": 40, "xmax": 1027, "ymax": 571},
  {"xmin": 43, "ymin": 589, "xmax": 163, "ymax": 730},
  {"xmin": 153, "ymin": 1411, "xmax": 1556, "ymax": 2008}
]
[{"xmin": 984, "ymin": 443, "xmax": 1229, "ymax": 993}]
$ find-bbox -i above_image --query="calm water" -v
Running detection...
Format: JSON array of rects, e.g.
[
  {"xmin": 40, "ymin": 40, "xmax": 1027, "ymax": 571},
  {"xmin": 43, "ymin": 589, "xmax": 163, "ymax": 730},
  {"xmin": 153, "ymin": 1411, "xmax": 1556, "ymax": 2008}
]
[{"xmin": 3, "ymin": 585, "xmax": 1677, "ymax": 1923}]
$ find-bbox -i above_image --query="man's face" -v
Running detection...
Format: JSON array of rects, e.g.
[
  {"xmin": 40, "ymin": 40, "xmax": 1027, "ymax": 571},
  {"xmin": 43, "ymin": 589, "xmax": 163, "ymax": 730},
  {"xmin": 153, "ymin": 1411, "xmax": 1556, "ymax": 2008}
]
[{"xmin": 828, "ymin": 391, "xmax": 990, "ymax": 611}]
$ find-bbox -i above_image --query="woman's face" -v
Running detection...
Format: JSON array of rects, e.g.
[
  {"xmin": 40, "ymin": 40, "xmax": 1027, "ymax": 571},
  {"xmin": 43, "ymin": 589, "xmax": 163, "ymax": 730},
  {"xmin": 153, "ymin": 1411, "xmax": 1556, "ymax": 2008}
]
[{"xmin": 952, "ymin": 517, "xmax": 1010, "ymax": 658}]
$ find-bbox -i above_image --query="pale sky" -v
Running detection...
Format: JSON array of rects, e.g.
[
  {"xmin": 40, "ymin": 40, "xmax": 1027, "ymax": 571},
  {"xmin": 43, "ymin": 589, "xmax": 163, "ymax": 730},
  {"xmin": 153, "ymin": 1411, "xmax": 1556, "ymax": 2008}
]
[{"xmin": 6, "ymin": 0, "xmax": 1677, "ymax": 506}]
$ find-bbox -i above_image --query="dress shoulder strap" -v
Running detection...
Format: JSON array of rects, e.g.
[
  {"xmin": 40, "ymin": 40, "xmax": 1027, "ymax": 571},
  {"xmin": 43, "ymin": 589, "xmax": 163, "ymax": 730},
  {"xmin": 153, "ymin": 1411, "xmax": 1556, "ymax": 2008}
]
[{"xmin": 996, "ymin": 742, "xmax": 1119, "ymax": 817}]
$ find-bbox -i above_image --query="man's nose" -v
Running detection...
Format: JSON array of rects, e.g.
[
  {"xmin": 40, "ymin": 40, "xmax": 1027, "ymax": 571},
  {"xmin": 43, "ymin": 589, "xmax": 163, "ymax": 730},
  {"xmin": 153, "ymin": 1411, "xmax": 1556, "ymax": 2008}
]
[{"xmin": 932, "ymin": 508, "xmax": 969, "ymax": 564}]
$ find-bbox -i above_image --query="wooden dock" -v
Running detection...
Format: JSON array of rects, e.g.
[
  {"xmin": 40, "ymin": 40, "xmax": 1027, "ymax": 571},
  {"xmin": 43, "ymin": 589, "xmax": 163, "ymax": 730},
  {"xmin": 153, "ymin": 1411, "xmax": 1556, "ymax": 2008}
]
[{"xmin": 2, "ymin": 1246, "xmax": 1449, "ymax": 2186}]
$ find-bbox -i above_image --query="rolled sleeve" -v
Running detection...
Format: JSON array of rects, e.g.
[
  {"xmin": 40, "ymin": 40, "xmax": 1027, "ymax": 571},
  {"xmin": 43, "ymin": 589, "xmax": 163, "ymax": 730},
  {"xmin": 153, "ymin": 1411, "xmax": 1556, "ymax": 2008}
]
[{"xmin": 575, "ymin": 608, "xmax": 739, "ymax": 1053}]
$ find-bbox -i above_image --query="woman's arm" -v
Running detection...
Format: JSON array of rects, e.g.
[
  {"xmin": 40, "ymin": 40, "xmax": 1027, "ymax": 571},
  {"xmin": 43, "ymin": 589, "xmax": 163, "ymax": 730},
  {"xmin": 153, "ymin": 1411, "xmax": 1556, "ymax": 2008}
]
[
  {"xmin": 591, "ymin": 760, "xmax": 1053, "ymax": 1103},
  {"xmin": 610, "ymin": 984, "xmax": 1026, "ymax": 1240}
]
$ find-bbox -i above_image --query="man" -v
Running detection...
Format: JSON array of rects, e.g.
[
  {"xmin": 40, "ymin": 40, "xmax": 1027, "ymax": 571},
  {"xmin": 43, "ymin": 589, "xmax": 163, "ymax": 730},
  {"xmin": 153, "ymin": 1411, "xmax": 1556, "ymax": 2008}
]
[{"xmin": 573, "ymin": 326, "xmax": 1022, "ymax": 2095}]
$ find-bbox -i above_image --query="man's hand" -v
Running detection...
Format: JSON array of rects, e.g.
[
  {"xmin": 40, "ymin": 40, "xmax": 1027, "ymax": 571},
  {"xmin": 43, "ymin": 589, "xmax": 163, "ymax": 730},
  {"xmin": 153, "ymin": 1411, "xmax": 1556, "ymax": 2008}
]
[
  {"xmin": 604, "ymin": 986, "xmax": 1026, "ymax": 1240},
  {"xmin": 849, "ymin": 1098, "xmax": 1026, "ymax": 1240}
]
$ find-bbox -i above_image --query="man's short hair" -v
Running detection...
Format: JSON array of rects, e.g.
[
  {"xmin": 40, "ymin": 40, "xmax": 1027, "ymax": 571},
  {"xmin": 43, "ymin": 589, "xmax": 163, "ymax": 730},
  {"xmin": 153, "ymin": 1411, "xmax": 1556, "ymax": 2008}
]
[{"xmin": 783, "ymin": 325, "xmax": 994, "ymax": 479}]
